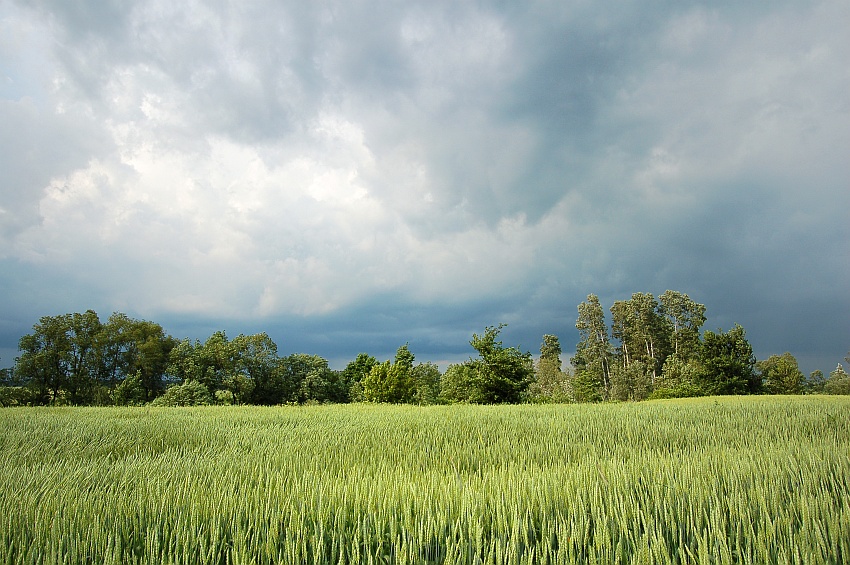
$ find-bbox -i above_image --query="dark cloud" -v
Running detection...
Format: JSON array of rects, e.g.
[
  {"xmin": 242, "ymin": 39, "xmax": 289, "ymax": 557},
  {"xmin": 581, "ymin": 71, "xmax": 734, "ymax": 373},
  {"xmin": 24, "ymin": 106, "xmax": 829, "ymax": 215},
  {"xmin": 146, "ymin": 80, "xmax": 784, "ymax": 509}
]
[{"xmin": 0, "ymin": 0, "xmax": 847, "ymax": 376}]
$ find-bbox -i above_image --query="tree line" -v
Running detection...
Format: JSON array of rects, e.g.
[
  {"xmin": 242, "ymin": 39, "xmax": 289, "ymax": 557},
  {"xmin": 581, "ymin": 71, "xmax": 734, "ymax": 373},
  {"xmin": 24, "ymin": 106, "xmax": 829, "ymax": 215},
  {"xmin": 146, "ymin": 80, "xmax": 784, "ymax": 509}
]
[{"xmin": 1, "ymin": 290, "xmax": 848, "ymax": 406}]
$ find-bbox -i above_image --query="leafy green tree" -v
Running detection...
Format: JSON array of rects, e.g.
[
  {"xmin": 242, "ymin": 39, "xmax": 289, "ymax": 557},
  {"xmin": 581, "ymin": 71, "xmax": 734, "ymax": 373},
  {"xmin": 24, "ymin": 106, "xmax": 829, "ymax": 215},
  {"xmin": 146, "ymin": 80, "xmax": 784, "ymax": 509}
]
[
  {"xmin": 341, "ymin": 353, "xmax": 379, "ymax": 402},
  {"xmin": 571, "ymin": 364, "xmax": 604, "ymax": 403},
  {"xmin": 230, "ymin": 333, "xmax": 278, "ymax": 404},
  {"xmin": 573, "ymin": 295, "xmax": 612, "ymax": 397},
  {"xmin": 758, "ymin": 352, "xmax": 805, "ymax": 395},
  {"xmin": 466, "ymin": 324, "xmax": 533, "ymax": 404},
  {"xmin": 112, "ymin": 370, "xmax": 147, "ymax": 406},
  {"xmin": 64, "ymin": 310, "xmax": 103, "ymax": 404},
  {"xmin": 698, "ymin": 324, "xmax": 758, "ymax": 395},
  {"xmin": 540, "ymin": 334, "xmax": 562, "ymax": 367},
  {"xmin": 652, "ymin": 354, "xmax": 704, "ymax": 398},
  {"xmin": 610, "ymin": 293, "xmax": 669, "ymax": 383},
  {"xmin": 438, "ymin": 363, "xmax": 478, "ymax": 403},
  {"xmin": 411, "ymin": 362, "xmax": 442, "ymax": 405},
  {"xmin": 16, "ymin": 314, "xmax": 76, "ymax": 404},
  {"xmin": 97, "ymin": 313, "xmax": 176, "ymax": 401},
  {"xmin": 805, "ymin": 370, "xmax": 826, "ymax": 394},
  {"xmin": 610, "ymin": 360, "xmax": 651, "ymax": 402},
  {"xmin": 658, "ymin": 290, "xmax": 706, "ymax": 360},
  {"xmin": 527, "ymin": 335, "xmax": 572, "ymax": 403},
  {"xmin": 824, "ymin": 364, "xmax": 850, "ymax": 395},
  {"xmin": 362, "ymin": 345, "xmax": 416, "ymax": 403}
]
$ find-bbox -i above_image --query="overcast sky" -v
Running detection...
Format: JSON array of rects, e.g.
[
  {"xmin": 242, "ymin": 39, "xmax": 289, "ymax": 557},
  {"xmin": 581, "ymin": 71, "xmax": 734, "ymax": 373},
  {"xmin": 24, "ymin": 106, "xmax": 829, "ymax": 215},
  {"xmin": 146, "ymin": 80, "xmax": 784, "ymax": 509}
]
[{"xmin": 1, "ymin": 0, "xmax": 848, "ymax": 374}]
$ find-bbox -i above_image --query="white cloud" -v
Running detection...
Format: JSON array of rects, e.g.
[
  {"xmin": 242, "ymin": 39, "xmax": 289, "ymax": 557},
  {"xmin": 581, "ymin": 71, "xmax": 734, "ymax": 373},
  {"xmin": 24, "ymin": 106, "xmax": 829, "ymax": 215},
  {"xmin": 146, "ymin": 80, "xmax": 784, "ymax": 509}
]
[{"xmin": 1, "ymin": 0, "xmax": 848, "ymax": 371}]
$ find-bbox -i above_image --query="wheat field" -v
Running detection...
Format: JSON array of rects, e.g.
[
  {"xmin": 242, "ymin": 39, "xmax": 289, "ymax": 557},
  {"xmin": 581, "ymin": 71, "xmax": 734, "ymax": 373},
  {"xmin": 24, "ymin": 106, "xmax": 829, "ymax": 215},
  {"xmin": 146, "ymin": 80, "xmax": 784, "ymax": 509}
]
[{"xmin": 1, "ymin": 396, "xmax": 848, "ymax": 564}]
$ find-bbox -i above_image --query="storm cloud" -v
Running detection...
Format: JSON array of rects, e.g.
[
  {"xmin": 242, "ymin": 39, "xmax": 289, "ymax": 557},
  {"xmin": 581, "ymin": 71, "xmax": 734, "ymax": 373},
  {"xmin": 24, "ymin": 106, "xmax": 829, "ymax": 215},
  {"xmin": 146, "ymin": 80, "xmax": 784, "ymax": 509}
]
[{"xmin": 1, "ymin": 0, "xmax": 848, "ymax": 372}]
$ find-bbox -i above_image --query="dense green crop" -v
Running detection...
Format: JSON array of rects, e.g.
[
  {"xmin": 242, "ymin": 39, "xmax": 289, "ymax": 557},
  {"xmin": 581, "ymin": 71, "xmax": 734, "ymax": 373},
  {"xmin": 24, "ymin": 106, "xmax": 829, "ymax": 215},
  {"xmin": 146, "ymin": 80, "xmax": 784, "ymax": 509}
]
[{"xmin": 1, "ymin": 397, "xmax": 848, "ymax": 564}]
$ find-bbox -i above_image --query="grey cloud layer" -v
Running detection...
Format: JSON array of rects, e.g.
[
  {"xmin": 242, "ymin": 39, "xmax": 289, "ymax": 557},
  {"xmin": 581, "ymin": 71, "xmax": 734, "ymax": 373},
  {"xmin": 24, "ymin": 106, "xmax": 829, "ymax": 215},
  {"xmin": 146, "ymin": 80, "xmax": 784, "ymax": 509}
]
[{"xmin": 1, "ymin": 0, "xmax": 848, "ymax": 371}]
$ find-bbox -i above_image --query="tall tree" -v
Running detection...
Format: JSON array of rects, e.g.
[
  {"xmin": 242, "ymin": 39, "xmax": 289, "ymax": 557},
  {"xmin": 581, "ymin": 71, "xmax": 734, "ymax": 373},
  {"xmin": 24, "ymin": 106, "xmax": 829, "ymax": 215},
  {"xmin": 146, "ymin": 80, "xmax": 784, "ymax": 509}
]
[
  {"xmin": 540, "ymin": 334, "xmax": 562, "ymax": 367},
  {"xmin": 573, "ymin": 294, "xmax": 612, "ymax": 397},
  {"xmin": 527, "ymin": 334, "xmax": 571, "ymax": 403},
  {"xmin": 64, "ymin": 310, "xmax": 103, "ymax": 404},
  {"xmin": 16, "ymin": 315, "xmax": 75, "ymax": 404},
  {"xmin": 230, "ymin": 333, "xmax": 279, "ymax": 403},
  {"xmin": 658, "ymin": 290, "xmax": 706, "ymax": 360},
  {"xmin": 610, "ymin": 293, "xmax": 668, "ymax": 383}
]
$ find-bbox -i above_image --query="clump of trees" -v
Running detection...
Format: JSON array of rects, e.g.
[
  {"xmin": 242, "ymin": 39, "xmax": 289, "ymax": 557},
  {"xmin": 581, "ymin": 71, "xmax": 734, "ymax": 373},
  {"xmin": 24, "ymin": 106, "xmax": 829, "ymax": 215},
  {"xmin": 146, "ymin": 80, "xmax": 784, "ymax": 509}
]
[
  {"xmin": 1, "ymin": 294, "xmax": 848, "ymax": 407},
  {"xmin": 566, "ymin": 291, "xmax": 846, "ymax": 402}
]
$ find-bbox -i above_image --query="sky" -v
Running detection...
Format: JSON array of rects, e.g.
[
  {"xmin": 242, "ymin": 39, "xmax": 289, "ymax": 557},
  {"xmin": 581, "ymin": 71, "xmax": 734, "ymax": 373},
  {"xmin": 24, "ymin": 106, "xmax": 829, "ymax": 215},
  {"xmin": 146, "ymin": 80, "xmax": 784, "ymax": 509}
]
[{"xmin": 1, "ymin": 0, "xmax": 848, "ymax": 374}]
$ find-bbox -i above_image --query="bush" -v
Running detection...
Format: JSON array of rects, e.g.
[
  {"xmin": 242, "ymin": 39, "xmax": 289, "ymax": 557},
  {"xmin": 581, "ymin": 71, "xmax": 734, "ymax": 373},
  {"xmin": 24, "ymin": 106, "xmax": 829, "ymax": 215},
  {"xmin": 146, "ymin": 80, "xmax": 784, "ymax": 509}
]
[
  {"xmin": 0, "ymin": 386, "xmax": 37, "ymax": 407},
  {"xmin": 150, "ymin": 380, "xmax": 213, "ymax": 407}
]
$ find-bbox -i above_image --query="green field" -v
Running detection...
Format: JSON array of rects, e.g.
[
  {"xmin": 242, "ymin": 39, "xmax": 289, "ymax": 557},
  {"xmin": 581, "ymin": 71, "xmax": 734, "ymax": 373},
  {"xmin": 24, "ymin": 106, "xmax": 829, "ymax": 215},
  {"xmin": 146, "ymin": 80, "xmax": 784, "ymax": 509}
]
[{"xmin": 1, "ymin": 397, "xmax": 848, "ymax": 564}]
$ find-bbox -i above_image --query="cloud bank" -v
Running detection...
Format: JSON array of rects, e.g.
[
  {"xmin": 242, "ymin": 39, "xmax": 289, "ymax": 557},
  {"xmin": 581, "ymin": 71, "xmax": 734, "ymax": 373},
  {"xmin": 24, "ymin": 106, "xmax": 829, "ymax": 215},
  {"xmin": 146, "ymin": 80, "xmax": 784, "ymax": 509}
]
[{"xmin": 1, "ymin": 0, "xmax": 848, "ymax": 371}]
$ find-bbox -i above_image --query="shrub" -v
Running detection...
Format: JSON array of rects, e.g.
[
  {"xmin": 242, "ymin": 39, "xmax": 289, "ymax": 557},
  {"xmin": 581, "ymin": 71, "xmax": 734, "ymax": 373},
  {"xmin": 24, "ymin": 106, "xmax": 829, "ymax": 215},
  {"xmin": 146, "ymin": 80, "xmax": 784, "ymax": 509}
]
[{"xmin": 150, "ymin": 380, "xmax": 213, "ymax": 407}]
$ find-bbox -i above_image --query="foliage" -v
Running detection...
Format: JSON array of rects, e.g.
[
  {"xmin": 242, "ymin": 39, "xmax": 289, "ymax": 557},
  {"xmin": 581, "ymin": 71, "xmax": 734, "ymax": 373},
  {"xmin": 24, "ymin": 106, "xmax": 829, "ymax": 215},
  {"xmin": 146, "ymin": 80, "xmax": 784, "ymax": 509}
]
[
  {"xmin": 651, "ymin": 354, "xmax": 706, "ymax": 399},
  {"xmin": 609, "ymin": 360, "xmax": 652, "ymax": 402},
  {"xmin": 340, "ymin": 353, "xmax": 379, "ymax": 402},
  {"xmin": 758, "ymin": 352, "xmax": 806, "ymax": 394},
  {"xmin": 410, "ymin": 362, "xmax": 442, "ymax": 405},
  {"xmin": 149, "ymin": 380, "xmax": 213, "ymax": 407},
  {"xmin": 15, "ymin": 311, "xmax": 175, "ymax": 405},
  {"xmin": 571, "ymin": 366, "xmax": 604, "ymax": 403},
  {"xmin": 658, "ymin": 290, "xmax": 706, "ymax": 361},
  {"xmin": 0, "ymin": 386, "xmax": 36, "ymax": 407},
  {"xmin": 698, "ymin": 324, "xmax": 759, "ymax": 395},
  {"xmin": 825, "ymin": 364, "xmax": 850, "ymax": 395},
  {"xmin": 526, "ymin": 334, "xmax": 572, "ymax": 403},
  {"xmin": 1, "ymin": 398, "xmax": 848, "ymax": 564},
  {"xmin": 112, "ymin": 371, "xmax": 147, "ymax": 406},
  {"xmin": 438, "ymin": 363, "xmax": 477, "ymax": 403},
  {"xmin": 465, "ymin": 324, "xmax": 533, "ymax": 404},
  {"xmin": 611, "ymin": 293, "xmax": 670, "ymax": 382},
  {"xmin": 361, "ymin": 345, "xmax": 416, "ymax": 403},
  {"xmin": 573, "ymin": 294, "xmax": 612, "ymax": 398},
  {"xmin": 806, "ymin": 370, "xmax": 827, "ymax": 394}
]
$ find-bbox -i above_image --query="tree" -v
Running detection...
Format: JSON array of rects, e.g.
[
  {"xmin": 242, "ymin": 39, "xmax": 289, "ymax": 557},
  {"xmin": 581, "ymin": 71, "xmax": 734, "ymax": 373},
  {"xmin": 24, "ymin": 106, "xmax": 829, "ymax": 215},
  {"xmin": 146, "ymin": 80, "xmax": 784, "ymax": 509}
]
[
  {"xmin": 64, "ymin": 310, "xmax": 103, "ymax": 404},
  {"xmin": 438, "ymin": 363, "xmax": 478, "ymax": 404},
  {"xmin": 341, "ymin": 353, "xmax": 379, "ymax": 402},
  {"xmin": 573, "ymin": 295, "xmax": 612, "ymax": 398},
  {"xmin": 610, "ymin": 293, "xmax": 669, "ymax": 383},
  {"xmin": 230, "ymin": 333, "xmax": 278, "ymax": 404},
  {"xmin": 540, "ymin": 334, "xmax": 562, "ymax": 367},
  {"xmin": 97, "ymin": 313, "xmax": 176, "ymax": 401},
  {"xmin": 652, "ymin": 354, "xmax": 704, "ymax": 398},
  {"xmin": 658, "ymin": 290, "xmax": 706, "ymax": 361},
  {"xmin": 757, "ymin": 352, "xmax": 805, "ymax": 395},
  {"xmin": 112, "ymin": 370, "xmax": 147, "ymax": 406},
  {"xmin": 362, "ymin": 345, "xmax": 416, "ymax": 403},
  {"xmin": 805, "ymin": 370, "xmax": 827, "ymax": 394},
  {"xmin": 610, "ymin": 360, "xmax": 651, "ymax": 402},
  {"xmin": 527, "ymin": 335, "xmax": 572, "ymax": 403},
  {"xmin": 281, "ymin": 353, "xmax": 337, "ymax": 404},
  {"xmin": 698, "ymin": 324, "xmax": 758, "ymax": 395},
  {"xmin": 466, "ymin": 325, "xmax": 533, "ymax": 404},
  {"xmin": 411, "ymin": 362, "xmax": 442, "ymax": 405},
  {"xmin": 824, "ymin": 364, "xmax": 850, "ymax": 395},
  {"xmin": 16, "ymin": 314, "xmax": 76, "ymax": 404}
]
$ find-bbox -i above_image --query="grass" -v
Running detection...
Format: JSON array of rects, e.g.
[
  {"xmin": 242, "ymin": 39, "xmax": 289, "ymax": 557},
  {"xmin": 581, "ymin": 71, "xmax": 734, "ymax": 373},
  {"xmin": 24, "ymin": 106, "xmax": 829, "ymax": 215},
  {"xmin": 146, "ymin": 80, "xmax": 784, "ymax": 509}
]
[{"xmin": 0, "ymin": 396, "xmax": 848, "ymax": 564}]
